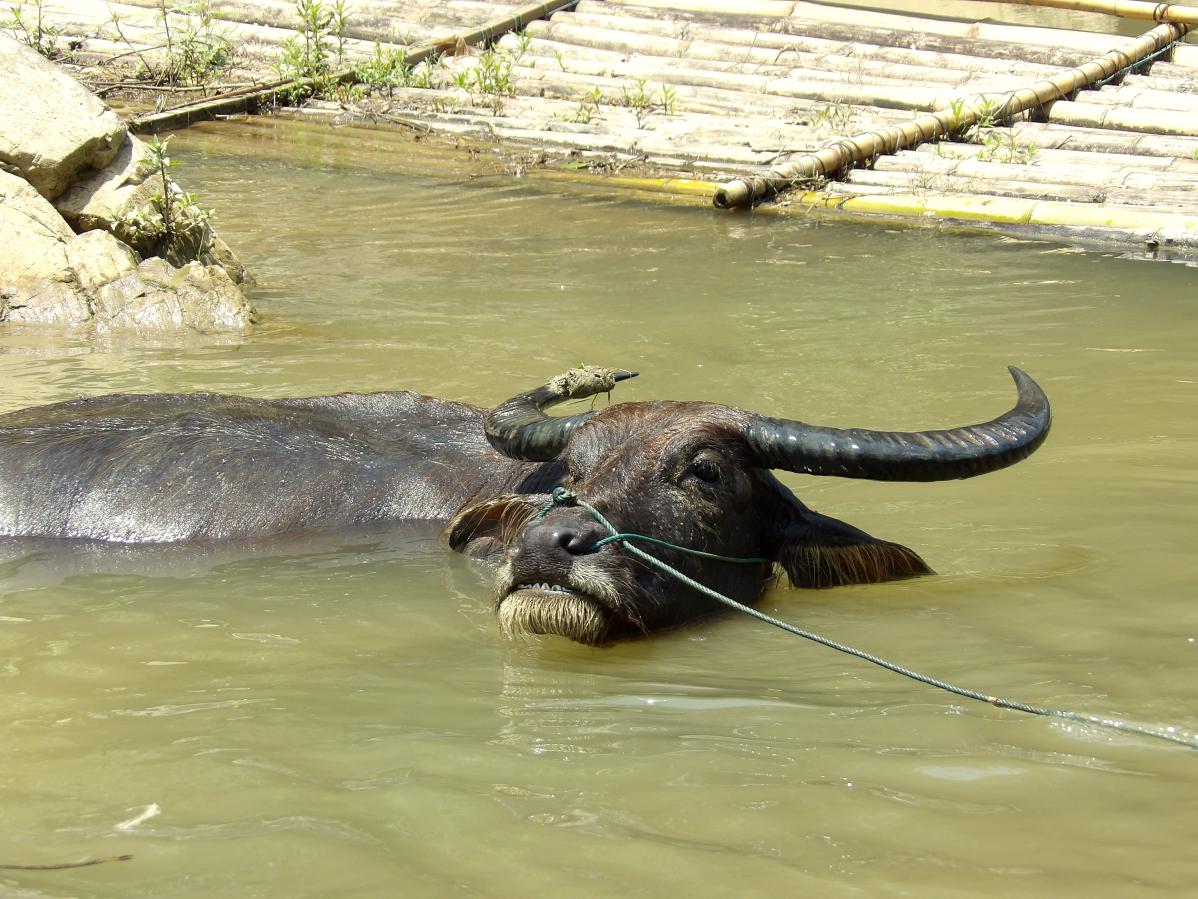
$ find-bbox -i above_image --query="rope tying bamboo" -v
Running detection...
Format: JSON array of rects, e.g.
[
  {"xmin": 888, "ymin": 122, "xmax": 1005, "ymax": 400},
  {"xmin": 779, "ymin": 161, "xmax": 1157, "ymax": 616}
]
[{"xmin": 713, "ymin": 21, "xmax": 1191, "ymax": 209}]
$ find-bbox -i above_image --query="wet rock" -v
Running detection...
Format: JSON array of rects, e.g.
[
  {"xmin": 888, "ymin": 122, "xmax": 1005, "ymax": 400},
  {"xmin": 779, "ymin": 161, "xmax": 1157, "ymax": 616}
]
[
  {"xmin": 1, "ymin": 171, "xmax": 255, "ymax": 330},
  {"xmin": 0, "ymin": 34, "xmax": 125, "ymax": 200},
  {"xmin": 91, "ymin": 257, "xmax": 256, "ymax": 331},
  {"xmin": 0, "ymin": 34, "xmax": 255, "ymax": 331},
  {"xmin": 0, "ymin": 169, "xmax": 92, "ymax": 324}
]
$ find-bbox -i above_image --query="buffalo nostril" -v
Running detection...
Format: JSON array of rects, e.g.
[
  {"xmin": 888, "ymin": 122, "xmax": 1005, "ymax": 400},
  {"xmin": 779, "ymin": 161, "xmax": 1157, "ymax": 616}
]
[{"xmin": 556, "ymin": 528, "xmax": 595, "ymax": 555}]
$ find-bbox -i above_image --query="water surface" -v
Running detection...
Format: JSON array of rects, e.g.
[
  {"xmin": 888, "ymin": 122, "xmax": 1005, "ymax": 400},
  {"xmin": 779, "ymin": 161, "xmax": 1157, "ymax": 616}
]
[{"xmin": 0, "ymin": 118, "xmax": 1195, "ymax": 897}]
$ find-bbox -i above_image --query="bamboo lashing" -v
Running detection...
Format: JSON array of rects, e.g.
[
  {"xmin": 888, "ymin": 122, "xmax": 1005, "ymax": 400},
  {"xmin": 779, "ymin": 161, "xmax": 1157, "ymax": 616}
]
[{"xmin": 712, "ymin": 21, "xmax": 1191, "ymax": 209}]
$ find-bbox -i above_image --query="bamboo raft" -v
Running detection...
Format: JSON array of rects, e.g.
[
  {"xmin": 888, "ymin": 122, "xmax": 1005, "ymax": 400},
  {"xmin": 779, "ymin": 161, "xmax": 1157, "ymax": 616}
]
[{"xmin": 29, "ymin": 0, "xmax": 1198, "ymax": 254}]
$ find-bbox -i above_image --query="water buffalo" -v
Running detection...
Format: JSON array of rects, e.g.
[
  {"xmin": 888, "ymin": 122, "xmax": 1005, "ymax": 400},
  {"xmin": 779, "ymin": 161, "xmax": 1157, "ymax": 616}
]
[{"xmin": 0, "ymin": 366, "xmax": 1050, "ymax": 644}]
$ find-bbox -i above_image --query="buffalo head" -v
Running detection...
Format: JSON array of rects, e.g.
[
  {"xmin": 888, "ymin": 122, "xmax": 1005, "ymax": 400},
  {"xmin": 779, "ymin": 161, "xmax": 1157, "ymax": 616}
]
[{"xmin": 449, "ymin": 366, "xmax": 1050, "ymax": 646}]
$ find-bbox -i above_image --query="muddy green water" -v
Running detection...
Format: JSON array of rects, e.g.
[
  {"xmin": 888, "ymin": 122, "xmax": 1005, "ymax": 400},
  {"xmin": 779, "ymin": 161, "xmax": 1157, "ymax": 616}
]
[{"xmin": 2, "ymin": 119, "xmax": 1197, "ymax": 897}]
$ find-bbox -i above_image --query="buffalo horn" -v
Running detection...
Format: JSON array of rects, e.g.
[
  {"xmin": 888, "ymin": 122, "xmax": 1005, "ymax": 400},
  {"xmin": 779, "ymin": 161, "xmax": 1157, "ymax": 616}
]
[
  {"xmin": 744, "ymin": 367, "xmax": 1051, "ymax": 480},
  {"xmin": 485, "ymin": 366, "xmax": 638, "ymax": 461}
]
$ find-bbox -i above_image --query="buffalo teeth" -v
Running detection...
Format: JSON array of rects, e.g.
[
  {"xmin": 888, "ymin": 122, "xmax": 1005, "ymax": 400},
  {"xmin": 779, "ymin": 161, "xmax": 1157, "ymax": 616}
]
[{"xmin": 517, "ymin": 583, "xmax": 582, "ymax": 595}]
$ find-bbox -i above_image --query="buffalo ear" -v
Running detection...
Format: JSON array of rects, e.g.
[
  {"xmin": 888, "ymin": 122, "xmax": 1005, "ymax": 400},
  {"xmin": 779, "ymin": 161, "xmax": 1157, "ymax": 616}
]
[
  {"xmin": 771, "ymin": 508, "xmax": 932, "ymax": 589},
  {"xmin": 446, "ymin": 495, "xmax": 543, "ymax": 557}
]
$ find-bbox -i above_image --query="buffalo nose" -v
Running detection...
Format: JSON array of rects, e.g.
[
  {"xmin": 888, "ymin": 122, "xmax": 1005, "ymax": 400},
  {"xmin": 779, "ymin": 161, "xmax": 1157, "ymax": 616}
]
[{"xmin": 526, "ymin": 517, "xmax": 607, "ymax": 557}]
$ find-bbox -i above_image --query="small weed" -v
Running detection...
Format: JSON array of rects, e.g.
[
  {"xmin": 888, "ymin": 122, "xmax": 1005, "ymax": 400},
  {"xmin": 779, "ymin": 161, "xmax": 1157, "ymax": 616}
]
[
  {"xmin": 276, "ymin": 0, "xmax": 351, "ymax": 101},
  {"xmin": 354, "ymin": 42, "xmax": 411, "ymax": 94},
  {"xmin": 454, "ymin": 47, "xmax": 520, "ymax": 114},
  {"xmin": 112, "ymin": 136, "xmax": 212, "ymax": 260},
  {"xmin": 512, "ymin": 30, "xmax": 532, "ymax": 58},
  {"xmin": 4, "ymin": 0, "xmax": 62, "ymax": 58},
  {"xmin": 562, "ymin": 85, "xmax": 603, "ymax": 124},
  {"xmin": 156, "ymin": 1, "xmax": 234, "ymax": 86},
  {"xmin": 108, "ymin": 2, "xmax": 233, "ymax": 87},
  {"xmin": 974, "ymin": 128, "xmax": 1037, "ymax": 164},
  {"xmin": 811, "ymin": 102, "xmax": 854, "ymax": 133},
  {"xmin": 660, "ymin": 84, "xmax": 676, "ymax": 115},
  {"xmin": 622, "ymin": 79, "xmax": 650, "ymax": 113},
  {"xmin": 933, "ymin": 140, "xmax": 963, "ymax": 160},
  {"xmin": 619, "ymin": 80, "xmax": 675, "ymax": 126}
]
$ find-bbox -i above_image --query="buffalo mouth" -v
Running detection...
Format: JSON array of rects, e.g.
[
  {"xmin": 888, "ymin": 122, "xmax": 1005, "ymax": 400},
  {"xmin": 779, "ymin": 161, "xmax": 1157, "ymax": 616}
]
[{"xmin": 497, "ymin": 581, "xmax": 616, "ymax": 646}]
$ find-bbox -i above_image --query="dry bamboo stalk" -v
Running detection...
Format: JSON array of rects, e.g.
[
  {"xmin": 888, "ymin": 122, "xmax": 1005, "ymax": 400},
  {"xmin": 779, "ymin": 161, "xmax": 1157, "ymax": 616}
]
[
  {"xmin": 512, "ymin": 38, "xmax": 1027, "ymax": 99},
  {"xmin": 1047, "ymin": 99, "xmax": 1198, "ymax": 134},
  {"xmin": 845, "ymin": 170, "xmax": 1106, "ymax": 202},
  {"xmin": 605, "ymin": 0, "xmax": 796, "ymax": 15},
  {"xmin": 1071, "ymin": 86, "xmax": 1198, "ymax": 111},
  {"xmin": 962, "ymin": 0, "xmax": 1198, "ymax": 27},
  {"xmin": 131, "ymin": 0, "xmax": 579, "ymax": 132},
  {"xmin": 568, "ymin": 4, "xmax": 1099, "ymax": 67},
  {"xmin": 520, "ymin": 17, "xmax": 1063, "ymax": 85},
  {"xmin": 713, "ymin": 21, "xmax": 1191, "ymax": 208},
  {"xmin": 873, "ymin": 152, "xmax": 1198, "ymax": 190},
  {"xmin": 599, "ymin": 0, "xmax": 1127, "ymax": 53},
  {"xmin": 1013, "ymin": 120, "xmax": 1198, "ymax": 156},
  {"xmin": 912, "ymin": 140, "xmax": 1180, "ymax": 168}
]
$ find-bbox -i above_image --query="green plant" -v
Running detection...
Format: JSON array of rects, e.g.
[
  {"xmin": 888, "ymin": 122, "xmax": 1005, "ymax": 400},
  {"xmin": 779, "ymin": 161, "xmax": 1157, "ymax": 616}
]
[
  {"xmin": 3, "ymin": 0, "xmax": 62, "ymax": 58},
  {"xmin": 112, "ymin": 136, "xmax": 212, "ymax": 260},
  {"xmin": 660, "ymin": 84, "xmax": 677, "ymax": 115},
  {"xmin": 468, "ymin": 49, "xmax": 517, "ymax": 95},
  {"xmin": 276, "ymin": 0, "xmax": 351, "ymax": 100},
  {"xmin": 354, "ymin": 42, "xmax": 410, "ymax": 93},
  {"xmin": 560, "ymin": 85, "xmax": 603, "ymax": 123},
  {"xmin": 811, "ymin": 101, "xmax": 854, "ymax": 133},
  {"xmin": 107, "ymin": 2, "xmax": 233, "ymax": 87},
  {"xmin": 512, "ymin": 30, "xmax": 532, "ymax": 58},
  {"xmin": 621, "ymin": 79, "xmax": 649, "ymax": 112},
  {"xmin": 157, "ymin": 1, "xmax": 233, "ymax": 86}
]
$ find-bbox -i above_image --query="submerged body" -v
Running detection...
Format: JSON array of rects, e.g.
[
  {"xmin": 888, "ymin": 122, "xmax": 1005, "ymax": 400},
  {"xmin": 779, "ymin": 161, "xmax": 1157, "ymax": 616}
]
[
  {"xmin": 0, "ymin": 390, "xmax": 553, "ymax": 542},
  {"xmin": 0, "ymin": 367, "xmax": 1051, "ymax": 644}
]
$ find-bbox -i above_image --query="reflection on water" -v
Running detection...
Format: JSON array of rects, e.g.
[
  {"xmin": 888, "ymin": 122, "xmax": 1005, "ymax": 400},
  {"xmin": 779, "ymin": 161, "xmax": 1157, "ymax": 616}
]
[{"xmin": 0, "ymin": 117, "xmax": 1196, "ymax": 897}]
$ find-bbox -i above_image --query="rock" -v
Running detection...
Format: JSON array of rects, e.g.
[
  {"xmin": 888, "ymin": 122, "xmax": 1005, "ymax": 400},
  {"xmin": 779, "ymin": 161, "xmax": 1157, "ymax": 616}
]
[
  {"xmin": 54, "ymin": 132, "xmax": 158, "ymax": 234},
  {"xmin": 0, "ymin": 168, "xmax": 74, "ymax": 284},
  {"xmin": 1, "ymin": 171, "xmax": 255, "ymax": 330},
  {"xmin": 92, "ymin": 257, "xmax": 256, "ymax": 331},
  {"xmin": 0, "ymin": 168, "xmax": 92, "ymax": 324},
  {"xmin": 0, "ymin": 35, "xmax": 255, "ymax": 331},
  {"xmin": 64, "ymin": 228, "xmax": 138, "ymax": 292},
  {"xmin": 0, "ymin": 34, "xmax": 126, "ymax": 200}
]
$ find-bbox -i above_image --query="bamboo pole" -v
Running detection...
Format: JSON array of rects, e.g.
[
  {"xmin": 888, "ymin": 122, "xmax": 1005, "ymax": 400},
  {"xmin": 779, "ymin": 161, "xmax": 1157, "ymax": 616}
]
[
  {"xmin": 963, "ymin": 0, "xmax": 1198, "ymax": 27},
  {"xmin": 713, "ymin": 21, "xmax": 1190, "ymax": 208},
  {"xmin": 555, "ymin": 7, "xmax": 1102, "ymax": 68},
  {"xmin": 130, "ymin": 0, "xmax": 581, "ymax": 132},
  {"xmin": 545, "ymin": 12, "xmax": 1071, "ymax": 78}
]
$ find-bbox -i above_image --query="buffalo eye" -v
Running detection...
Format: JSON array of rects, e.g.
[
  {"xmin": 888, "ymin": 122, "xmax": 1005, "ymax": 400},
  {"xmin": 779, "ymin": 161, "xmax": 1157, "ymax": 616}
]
[{"xmin": 691, "ymin": 458, "xmax": 721, "ymax": 483}]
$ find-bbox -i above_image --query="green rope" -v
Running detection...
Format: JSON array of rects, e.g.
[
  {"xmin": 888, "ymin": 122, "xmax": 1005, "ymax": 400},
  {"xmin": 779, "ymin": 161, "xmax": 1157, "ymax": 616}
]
[
  {"xmin": 544, "ymin": 487, "xmax": 1198, "ymax": 752},
  {"xmin": 590, "ymin": 532, "xmax": 768, "ymax": 564}
]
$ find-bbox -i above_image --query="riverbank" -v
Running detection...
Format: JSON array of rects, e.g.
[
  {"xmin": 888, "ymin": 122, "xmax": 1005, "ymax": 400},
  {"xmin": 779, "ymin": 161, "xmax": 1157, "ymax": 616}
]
[{"xmin": 12, "ymin": 0, "xmax": 1198, "ymax": 258}]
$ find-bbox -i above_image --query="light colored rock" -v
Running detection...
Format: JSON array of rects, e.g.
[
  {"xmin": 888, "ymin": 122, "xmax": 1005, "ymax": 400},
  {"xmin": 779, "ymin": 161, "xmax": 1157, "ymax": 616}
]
[
  {"xmin": 91, "ymin": 257, "xmax": 256, "ymax": 331},
  {"xmin": 1, "ymin": 170, "xmax": 255, "ymax": 330},
  {"xmin": 0, "ymin": 33, "xmax": 126, "ymax": 200},
  {"xmin": 0, "ymin": 169, "xmax": 74, "ymax": 286},
  {"xmin": 64, "ymin": 228, "xmax": 138, "ymax": 292},
  {"xmin": 54, "ymin": 132, "xmax": 158, "ymax": 233}
]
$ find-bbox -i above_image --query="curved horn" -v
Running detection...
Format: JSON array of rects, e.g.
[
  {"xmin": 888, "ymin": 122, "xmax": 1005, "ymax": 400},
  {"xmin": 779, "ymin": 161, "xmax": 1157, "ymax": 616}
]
[
  {"xmin": 744, "ymin": 367, "xmax": 1051, "ymax": 481},
  {"xmin": 485, "ymin": 366, "xmax": 638, "ymax": 462}
]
